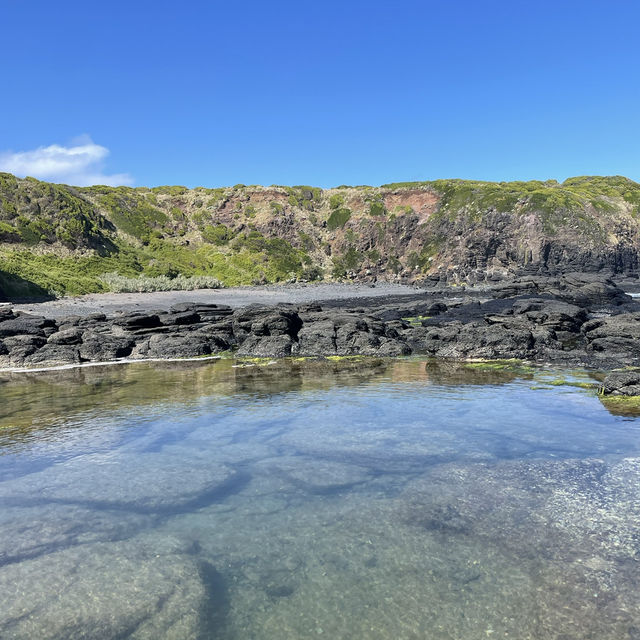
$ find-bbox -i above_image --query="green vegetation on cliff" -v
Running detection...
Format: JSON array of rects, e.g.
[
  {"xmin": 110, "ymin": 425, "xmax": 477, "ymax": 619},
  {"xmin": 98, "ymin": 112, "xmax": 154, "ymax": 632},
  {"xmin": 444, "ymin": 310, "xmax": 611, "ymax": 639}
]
[{"xmin": 1, "ymin": 172, "xmax": 639, "ymax": 299}]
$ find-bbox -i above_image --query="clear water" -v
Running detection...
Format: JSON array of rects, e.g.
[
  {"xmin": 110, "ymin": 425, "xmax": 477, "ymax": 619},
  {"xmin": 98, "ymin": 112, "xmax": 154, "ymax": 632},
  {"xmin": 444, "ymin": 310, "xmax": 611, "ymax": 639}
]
[{"xmin": 0, "ymin": 358, "xmax": 639, "ymax": 639}]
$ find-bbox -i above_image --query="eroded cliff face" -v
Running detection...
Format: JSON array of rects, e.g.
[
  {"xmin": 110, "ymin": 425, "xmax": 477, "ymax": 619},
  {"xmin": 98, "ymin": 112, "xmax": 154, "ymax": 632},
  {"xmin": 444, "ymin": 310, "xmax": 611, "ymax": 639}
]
[{"xmin": 1, "ymin": 173, "xmax": 639, "ymax": 294}]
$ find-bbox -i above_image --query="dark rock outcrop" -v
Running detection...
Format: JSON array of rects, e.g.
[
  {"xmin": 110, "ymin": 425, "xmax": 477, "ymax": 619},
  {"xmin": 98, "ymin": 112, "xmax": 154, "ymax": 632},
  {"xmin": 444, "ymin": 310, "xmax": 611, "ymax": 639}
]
[{"xmin": 1, "ymin": 275, "xmax": 639, "ymax": 370}]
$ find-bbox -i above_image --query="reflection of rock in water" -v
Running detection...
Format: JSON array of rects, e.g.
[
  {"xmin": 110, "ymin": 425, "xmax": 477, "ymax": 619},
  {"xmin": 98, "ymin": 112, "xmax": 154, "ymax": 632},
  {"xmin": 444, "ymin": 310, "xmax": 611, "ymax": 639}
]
[
  {"xmin": 231, "ymin": 357, "xmax": 388, "ymax": 395},
  {"xmin": 0, "ymin": 358, "xmax": 390, "ymax": 449},
  {"xmin": 421, "ymin": 359, "xmax": 534, "ymax": 386},
  {"xmin": 599, "ymin": 394, "xmax": 640, "ymax": 417}
]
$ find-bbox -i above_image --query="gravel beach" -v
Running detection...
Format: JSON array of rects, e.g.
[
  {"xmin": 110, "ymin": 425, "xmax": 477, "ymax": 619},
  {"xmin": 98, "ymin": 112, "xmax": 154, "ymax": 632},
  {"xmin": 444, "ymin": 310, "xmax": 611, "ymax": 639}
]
[{"xmin": 11, "ymin": 282, "xmax": 428, "ymax": 318}]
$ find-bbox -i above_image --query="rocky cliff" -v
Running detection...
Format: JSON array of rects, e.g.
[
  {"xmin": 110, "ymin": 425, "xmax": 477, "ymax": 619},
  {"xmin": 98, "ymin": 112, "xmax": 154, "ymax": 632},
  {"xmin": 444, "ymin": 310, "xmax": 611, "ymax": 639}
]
[{"xmin": 1, "ymin": 173, "xmax": 640, "ymax": 297}]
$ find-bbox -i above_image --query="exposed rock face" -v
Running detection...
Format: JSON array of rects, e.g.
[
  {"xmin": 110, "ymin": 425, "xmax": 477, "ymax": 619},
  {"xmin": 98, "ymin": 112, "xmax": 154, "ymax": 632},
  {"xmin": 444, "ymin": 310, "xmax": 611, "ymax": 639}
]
[
  {"xmin": 1, "ymin": 275, "xmax": 639, "ymax": 370},
  {"xmin": 3, "ymin": 173, "xmax": 640, "ymax": 297}
]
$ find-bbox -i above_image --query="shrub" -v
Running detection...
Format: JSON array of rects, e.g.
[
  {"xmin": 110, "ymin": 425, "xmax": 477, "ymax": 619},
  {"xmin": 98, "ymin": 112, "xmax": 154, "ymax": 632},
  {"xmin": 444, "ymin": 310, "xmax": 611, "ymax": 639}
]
[
  {"xmin": 100, "ymin": 272, "xmax": 223, "ymax": 293},
  {"xmin": 327, "ymin": 208, "xmax": 351, "ymax": 230},
  {"xmin": 270, "ymin": 201, "xmax": 284, "ymax": 214},
  {"xmin": 202, "ymin": 224, "xmax": 233, "ymax": 245},
  {"xmin": 329, "ymin": 193, "xmax": 345, "ymax": 209},
  {"xmin": 0, "ymin": 221, "xmax": 20, "ymax": 242},
  {"xmin": 369, "ymin": 201, "xmax": 386, "ymax": 216}
]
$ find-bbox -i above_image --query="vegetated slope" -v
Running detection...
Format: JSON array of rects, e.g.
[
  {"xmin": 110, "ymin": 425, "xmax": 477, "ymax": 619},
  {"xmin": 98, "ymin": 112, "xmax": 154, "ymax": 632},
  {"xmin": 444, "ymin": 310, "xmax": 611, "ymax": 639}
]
[{"xmin": 1, "ymin": 172, "xmax": 640, "ymax": 297}]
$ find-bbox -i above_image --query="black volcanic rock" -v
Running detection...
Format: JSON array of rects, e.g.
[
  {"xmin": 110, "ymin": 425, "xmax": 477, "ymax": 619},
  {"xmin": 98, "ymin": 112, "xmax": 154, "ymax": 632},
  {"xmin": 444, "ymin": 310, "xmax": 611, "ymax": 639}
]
[
  {"xmin": 1, "ymin": 273, "xmax": 639, "ymax": 370},
  {"xmin": 601, "ymin": 370, "xmax": 640, "ymax": 396}
]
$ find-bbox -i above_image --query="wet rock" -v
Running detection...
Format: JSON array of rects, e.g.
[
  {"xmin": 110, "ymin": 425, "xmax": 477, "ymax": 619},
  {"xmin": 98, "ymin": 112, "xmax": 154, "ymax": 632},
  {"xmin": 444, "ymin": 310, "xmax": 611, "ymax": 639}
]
[
  {"xmin": 0, "ymin": 305, "xmax": 16, "ymax": 321},
  {"xmin": 4, "ymin": 334, "xmax": 47, "ymax": 359},
  {"xmin": 412, "ymin": 322, "xmax": 534, "ymax": 360},
  {"xmin": 2, "ymin": 275, "xmax": 640, "ymax": 368},
  {"xmin": 553, "ymin": 272, "xmax": 632, "ymax": 307},
  {"xmin": 293, "ymin": 312, "xmax": 409, "ymax": 356},
  {"xmin": 510, "ymin": 298, "xmax": 587, "ymax": 331},
  {"xmin": 24, "ymin": 344, "xmax": 81, "ymax": 365},
  {"xmin": 233, "ymin": 306, "xmax": 302, "ymax": 340},
  {"xmin": 113, "ymin": 312, "xmax": 161, "ymax": 329},
  {"xmin": 55, "ymin": 314, "xmax": 82, "ymax": 328},
  {"xmin": 372, "ymin": 300, "xmax": 448, "ymax": 322},
  {"xmin": 170, "ymin": 302, "xmax": 232, "ymax": 316},
  {"xmin": 583, "ymin": 313, "xmax": 640, "ymax": 361}
]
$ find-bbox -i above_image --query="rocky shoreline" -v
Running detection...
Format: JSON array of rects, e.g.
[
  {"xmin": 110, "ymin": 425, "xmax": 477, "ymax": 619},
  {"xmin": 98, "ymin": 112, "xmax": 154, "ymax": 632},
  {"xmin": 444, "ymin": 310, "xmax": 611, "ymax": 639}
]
[{"xmin": 1, "ymin": 273, "xmax": 639, "ymax": 391}]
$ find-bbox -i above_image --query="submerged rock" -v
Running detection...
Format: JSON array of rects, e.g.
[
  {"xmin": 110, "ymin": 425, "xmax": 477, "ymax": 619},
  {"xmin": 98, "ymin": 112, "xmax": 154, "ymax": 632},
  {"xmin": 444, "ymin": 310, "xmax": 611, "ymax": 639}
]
[
  {"xmin": 0, "ymin": 535, "xmax": 214, "ymax": 640},
  {"xmin": 261, "ymin": 457, "xmax": 372, "ymax": 493},
  {"xmin": 0, "ymin": 452, "xmax": 239, "ymax": 513}
]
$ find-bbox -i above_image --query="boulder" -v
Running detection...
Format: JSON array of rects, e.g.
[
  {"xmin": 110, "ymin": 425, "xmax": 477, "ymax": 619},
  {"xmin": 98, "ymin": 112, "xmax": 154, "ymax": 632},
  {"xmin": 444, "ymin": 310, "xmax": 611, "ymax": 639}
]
[
  {"xmin": 4, "ymin": 334, "xmax": 47, "ymax": 359},
  {"xmin": 146, "ymin": 333, "xmax": 215, "ymax": 358},
  {"xmin": 583, "ymin": 312, "xmax": 640, "ymax": 360},
  {"xmin": 237, "ymin": 334, "xmax": 296, "ymax": 357},
  {"xmin": 601, "ymin": 370, "xmax": 640, "ymax": 396},
  {"xmin": 47, "ymin": 327, "xmax": 84, "ymax": 345},
  {"xmin": 79, "ymin": 332, "xmax": 135, "ymax": 361},
  {"xmin": 0, "ymin": 315, "xmax": 55, "ymax": 338},
  {"xmin": 24, "ymin": 344, "xmax": 81, "ymax": 365},
  {"xmin": 232, "ymin": 306, "xmax": 302, "ymax": 340}
]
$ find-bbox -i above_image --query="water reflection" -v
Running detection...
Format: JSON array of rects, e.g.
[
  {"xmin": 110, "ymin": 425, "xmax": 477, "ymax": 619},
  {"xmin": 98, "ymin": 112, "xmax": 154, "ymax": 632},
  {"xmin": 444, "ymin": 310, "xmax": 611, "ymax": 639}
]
[{"xmin": 0, "ymin": 358, "xmax": 639, "ymax": 639}]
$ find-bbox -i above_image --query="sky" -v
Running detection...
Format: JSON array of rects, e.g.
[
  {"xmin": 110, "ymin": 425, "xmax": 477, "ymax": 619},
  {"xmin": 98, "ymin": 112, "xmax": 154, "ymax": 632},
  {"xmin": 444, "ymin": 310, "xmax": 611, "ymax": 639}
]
[{"xmin": 1, "ymin": 0, "xmax": 639, "ymax": 188}]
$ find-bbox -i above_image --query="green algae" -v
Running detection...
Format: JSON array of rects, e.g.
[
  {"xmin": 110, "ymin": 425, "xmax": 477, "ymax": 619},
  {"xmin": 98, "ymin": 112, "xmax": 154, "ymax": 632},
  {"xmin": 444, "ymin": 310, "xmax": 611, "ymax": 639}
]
[
  {"xmin": 598, "ymin": 394, "xmax": 640, "ymax": 417},
  {"xmin": 462, "ymin": 359, "xmax": 536, "ymax": 374},
  {"xmin": 401, "ymin": 315, "xmax": 431, "ymax": 325}
]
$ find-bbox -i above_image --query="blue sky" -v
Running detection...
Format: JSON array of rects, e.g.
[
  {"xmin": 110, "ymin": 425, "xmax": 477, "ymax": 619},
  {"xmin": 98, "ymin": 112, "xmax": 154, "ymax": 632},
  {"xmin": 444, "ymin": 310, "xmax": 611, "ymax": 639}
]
[{"xmin": 1, "ymin": 1, "xmax": 638, "ymax": 188}]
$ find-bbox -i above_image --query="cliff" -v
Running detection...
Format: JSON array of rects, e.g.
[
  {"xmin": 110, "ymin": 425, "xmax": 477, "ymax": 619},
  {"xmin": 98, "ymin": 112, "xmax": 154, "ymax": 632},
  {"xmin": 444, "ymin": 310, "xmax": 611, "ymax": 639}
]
[{"xmin": 1, "ymin": 173, "xmax": 639, "ymax": 297}]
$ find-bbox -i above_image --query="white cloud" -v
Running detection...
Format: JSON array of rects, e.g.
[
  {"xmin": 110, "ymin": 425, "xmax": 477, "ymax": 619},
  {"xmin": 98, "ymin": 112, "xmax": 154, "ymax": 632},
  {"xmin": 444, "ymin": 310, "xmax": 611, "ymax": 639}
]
[{"xmin": 0, "ymin": 136, "xmax": 133, "ymax": 186}]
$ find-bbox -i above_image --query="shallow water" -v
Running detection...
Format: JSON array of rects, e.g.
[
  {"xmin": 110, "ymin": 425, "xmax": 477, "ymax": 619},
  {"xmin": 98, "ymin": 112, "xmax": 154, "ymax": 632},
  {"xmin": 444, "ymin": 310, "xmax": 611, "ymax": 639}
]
[{"xmin": 0, "ymin": 358, "xmax": 639, "ymax": 639}]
